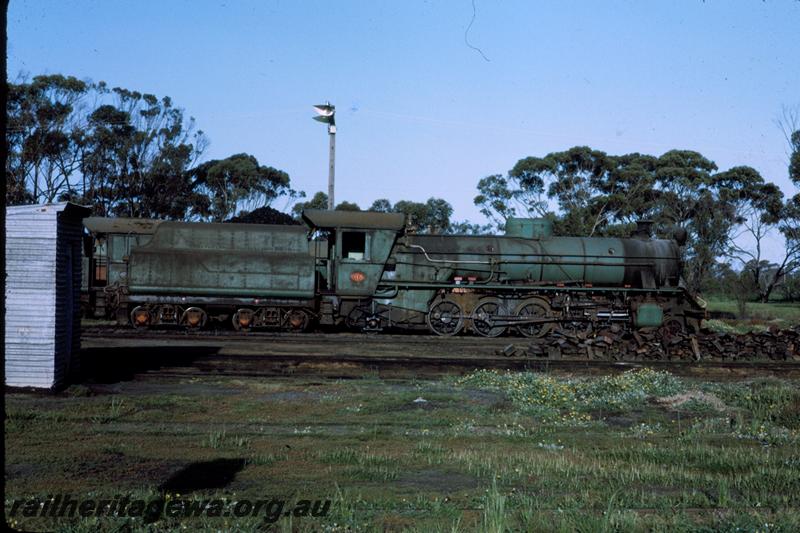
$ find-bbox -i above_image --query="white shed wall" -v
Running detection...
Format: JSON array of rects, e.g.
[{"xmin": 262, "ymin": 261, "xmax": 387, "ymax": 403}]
[{"xmin": 5, "ymin": 203, "xmax": 89, "ymax": 389}]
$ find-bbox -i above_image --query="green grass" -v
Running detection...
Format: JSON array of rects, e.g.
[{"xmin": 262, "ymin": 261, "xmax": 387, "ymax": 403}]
[
  {"xmin": 454, "ymin": 367, "xmax": 685, "ymax": 418},
  {"xmin": 5, "ymin": 370, "xmax": 800, "ymax": 531},
  {"xmin": 706, "ymin": 297, "xmax": 800, "ymax": 325}
]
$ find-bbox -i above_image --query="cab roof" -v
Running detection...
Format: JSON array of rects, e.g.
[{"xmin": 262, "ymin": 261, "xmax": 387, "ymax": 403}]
[{"xmin": 302, "ymin": 209, "xmax": 406, "ymax": 230}]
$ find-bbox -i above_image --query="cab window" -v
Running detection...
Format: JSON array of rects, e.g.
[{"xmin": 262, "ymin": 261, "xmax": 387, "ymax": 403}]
[
  {"xmin": 341, "ymin": 231, "xmax": 367, "ymax": 260},
  {"xmin": 109, "ymin": 235, "xmax": 128, "ymax": 261}
]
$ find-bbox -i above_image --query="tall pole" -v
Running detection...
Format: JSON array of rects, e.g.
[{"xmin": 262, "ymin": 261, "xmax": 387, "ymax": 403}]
[
  {"xmin": 328, "ymin": 125, "xmax": 336, "ymax": 210},
  {"xmin": 312, "ymin": 102, "xmax": 336, "ymax": 210}
]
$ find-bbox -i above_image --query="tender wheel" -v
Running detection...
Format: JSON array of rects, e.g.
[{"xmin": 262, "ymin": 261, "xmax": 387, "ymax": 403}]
[
  {"xmin": 180, "ymin": 307, "xmax": 207, "ymax": 329},
  {"xmin": 233, "ymin": 308, "xmax": 255, "ymax": 331},
  {"xmin": 471, "ymin": 297, "xmax": 507, "ymax": 337},
  {"xmin": 130, "ymin": 306, "xmax": 152, "ymax": 328},
  {"xmin": 514, "ymin": 298, "xmax": 552, "ymax": 338},
  {"xmin": 283, "ymin": 309, "xmax": 309, "ymax": 332},
  {"xmin": 426, "ymin": 299, "xmax": 464, "ymax": 336}
]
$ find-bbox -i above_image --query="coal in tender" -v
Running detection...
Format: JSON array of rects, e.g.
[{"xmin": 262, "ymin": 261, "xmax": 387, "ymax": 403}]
[{"xmin": 227, "ymin": 206, "xmax": 300, "ymax": 225}]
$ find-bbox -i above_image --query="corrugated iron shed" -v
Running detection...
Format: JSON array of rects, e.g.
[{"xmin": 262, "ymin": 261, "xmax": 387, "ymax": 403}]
[{"xmin": 5, "ymin": 202, "xmax": 91, "ymax": 389}]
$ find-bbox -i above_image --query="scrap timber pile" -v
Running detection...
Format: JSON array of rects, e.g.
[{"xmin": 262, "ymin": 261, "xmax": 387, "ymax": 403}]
[{"xmin": 501, "ymin": 325, "xmax": 800, "ymax": 362}]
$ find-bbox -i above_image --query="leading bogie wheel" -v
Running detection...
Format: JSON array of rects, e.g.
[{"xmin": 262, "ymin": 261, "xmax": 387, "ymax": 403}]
[
  {"xmin": 659, "ymin": 317, "xmax": 685, "ymax": 338},
  {"xmin": 558, "ymin": 315, "xmax": 592, "ymax": 337}
]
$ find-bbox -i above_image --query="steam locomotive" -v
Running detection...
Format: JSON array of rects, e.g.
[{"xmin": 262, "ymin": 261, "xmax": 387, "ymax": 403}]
[{"xmin": 83, "ymin": 210, "xmax": 705, "ymax": 336}]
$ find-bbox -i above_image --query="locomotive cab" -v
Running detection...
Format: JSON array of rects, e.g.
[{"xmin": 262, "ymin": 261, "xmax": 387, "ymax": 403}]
[
  {"xmin": 82, "ymin": 217, "xmax": 162, "ymax": 318},
  {"xmin": 302, "ymin": 210, "xmax": 405, "ymax": 297}
]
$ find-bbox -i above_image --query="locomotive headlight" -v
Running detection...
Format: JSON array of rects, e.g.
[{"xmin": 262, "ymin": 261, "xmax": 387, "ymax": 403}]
[{"xmin": 350, "ymin": 271, "xmax": 366, "ymax": 283}]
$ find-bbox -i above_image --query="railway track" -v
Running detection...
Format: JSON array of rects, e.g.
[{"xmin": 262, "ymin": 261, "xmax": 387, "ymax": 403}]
[
  {"xmin": 139, "ymin": 355, "xmax": 800, "ymax": 379},
  {"xmin": 81, "ymin": 326, "xmax": 800, "ymax": 379}
]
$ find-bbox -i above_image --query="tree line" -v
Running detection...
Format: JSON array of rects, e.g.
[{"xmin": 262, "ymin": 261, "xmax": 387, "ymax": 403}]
[
  {"xmin": 294, "ymin": 135, "xmax": 800, "ymax": 302},
  {"xmin": 7, "ymin": 74, "xmax": 298, "ymax": 221},
  {"xmin": 472, "ymin": 142, "xmax": 800, "ymax": 301},
  {"xmin": 290, "ymin": 192, "xmax": 491, "ymax": 236},
  {"xmin": 6, "ymin": 74, "xmax": 799, "ymax": 301}
]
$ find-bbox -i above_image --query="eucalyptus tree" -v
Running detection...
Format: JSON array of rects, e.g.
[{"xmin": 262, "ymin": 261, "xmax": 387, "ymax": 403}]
[
  {"xmin": 191, "ymin": 153, "xmax": 294, "ymax": 222},
  {"xmin": 292, "ymin": 191, "xmax": 330, "ymax": 217},
  {"xmin": 6, "ymin": 74, "xmax": 91, "ymax": 204},
  {"xmin": 473, "ymin": 146, "xmax": 782, "ymax": 292}
]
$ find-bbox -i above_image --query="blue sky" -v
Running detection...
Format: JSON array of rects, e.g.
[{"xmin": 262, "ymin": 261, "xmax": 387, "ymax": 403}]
[{"xmin": 8, "ymin": 0, "xmax": 800, "ymax": 258}]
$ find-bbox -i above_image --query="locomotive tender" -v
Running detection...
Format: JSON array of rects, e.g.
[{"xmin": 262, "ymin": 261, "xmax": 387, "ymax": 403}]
[{"xmin": 100, "ymin": 210, "xmax": 705, "ymax": 336}]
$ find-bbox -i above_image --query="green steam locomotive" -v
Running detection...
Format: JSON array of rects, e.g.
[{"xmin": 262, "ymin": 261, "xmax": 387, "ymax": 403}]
[{"xmin": 88, "ymin": 210, "xmax": 705, "ymax": 336}]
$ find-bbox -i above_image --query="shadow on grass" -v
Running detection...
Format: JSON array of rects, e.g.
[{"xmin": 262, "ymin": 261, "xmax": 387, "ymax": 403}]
[
  {"xmin": 79, "ymin": 345, "xmax": 221, "ymax": 383},
  {"xmin": 160, "ymin": 458, "xmax": 246, "ymax": 494}
]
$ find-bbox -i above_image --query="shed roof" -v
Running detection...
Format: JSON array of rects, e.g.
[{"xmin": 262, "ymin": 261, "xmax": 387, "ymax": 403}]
[
  {"xmin": 84, "ymin": 217, "xmax": 163, "ymax": 235},
  {"xmin": 7, "ymin": 202, "xmax": 91, "ymax": 219},
  {"xmin": 302, "ymin": 209, "xmax": 406, "ymax": 230}
]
